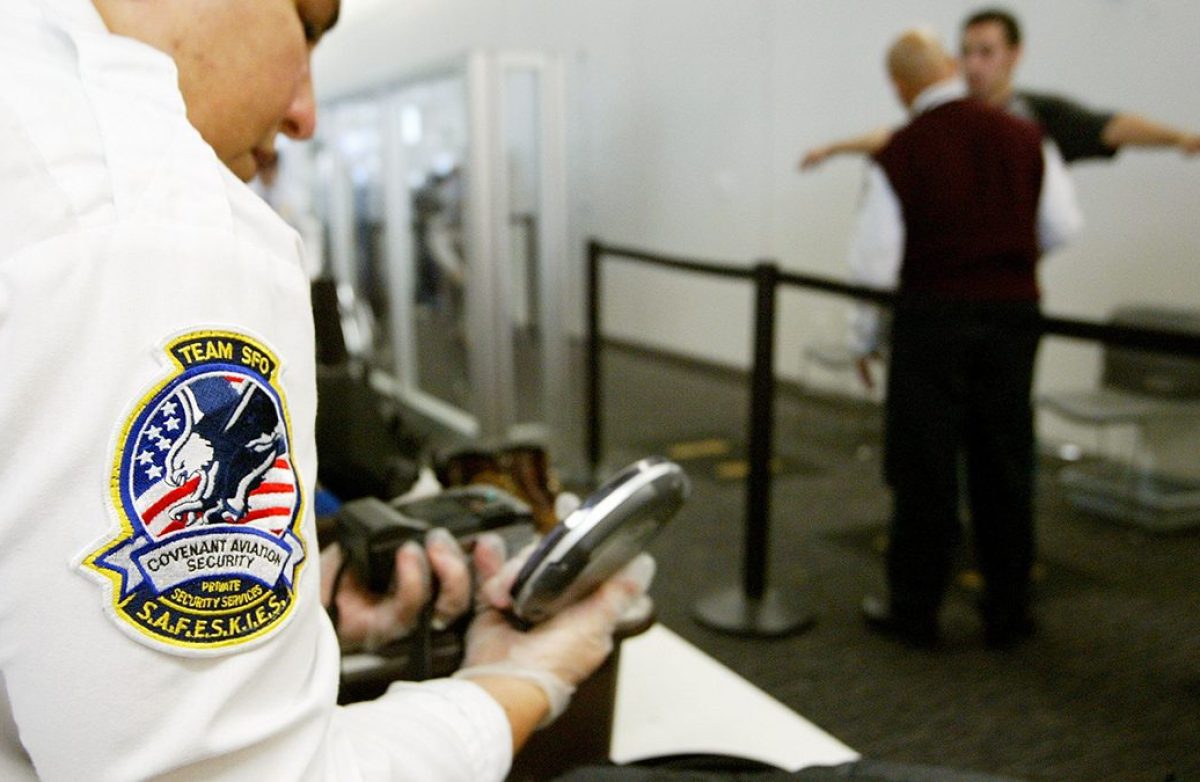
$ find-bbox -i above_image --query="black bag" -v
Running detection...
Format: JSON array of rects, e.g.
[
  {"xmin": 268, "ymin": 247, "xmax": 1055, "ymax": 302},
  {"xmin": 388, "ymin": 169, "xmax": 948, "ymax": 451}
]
[
  {"xmin": 314, "ymin": 365, "xmax": 422, "ymax": 503},
  {"xmin": 311, "ymin": 277, "xmax": 423, "ymax": 503}
]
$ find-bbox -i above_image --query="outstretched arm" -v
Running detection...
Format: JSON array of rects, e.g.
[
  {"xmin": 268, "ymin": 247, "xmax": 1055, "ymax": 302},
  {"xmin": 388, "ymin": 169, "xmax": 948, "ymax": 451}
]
[
  {"xmin": 799, "ymin": 126, "xmax": 894, "ymax": 170},
  {"xmin": 1102, "ymin": 113, "xmax": 1200, "ymax": 155}
]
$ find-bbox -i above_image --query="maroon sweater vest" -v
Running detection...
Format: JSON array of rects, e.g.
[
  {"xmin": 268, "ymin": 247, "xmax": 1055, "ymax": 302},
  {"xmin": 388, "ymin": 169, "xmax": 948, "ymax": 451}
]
[{"xmin": 874, "ymin": 98, "xmax": 1045, "ymax": 302}]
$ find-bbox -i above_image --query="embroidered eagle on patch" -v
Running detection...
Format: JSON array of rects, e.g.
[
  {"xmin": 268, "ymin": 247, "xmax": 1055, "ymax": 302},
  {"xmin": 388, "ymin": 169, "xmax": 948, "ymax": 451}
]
[{"xmin": 78, "ymin": 329, "xmax": 307, "ymax": 655}]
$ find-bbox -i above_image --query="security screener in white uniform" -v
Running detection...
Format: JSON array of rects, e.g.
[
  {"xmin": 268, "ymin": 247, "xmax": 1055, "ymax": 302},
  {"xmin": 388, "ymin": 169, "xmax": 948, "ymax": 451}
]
[{"xmin": 0, "ymin": 1, "xmax": 653, "ymax": 780}]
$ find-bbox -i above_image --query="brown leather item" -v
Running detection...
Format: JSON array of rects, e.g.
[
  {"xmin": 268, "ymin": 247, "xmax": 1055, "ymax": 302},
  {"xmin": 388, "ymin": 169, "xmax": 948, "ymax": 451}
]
[{"xmin": 436, "ymin": 444, "xmax": 561, "ymax": 533}]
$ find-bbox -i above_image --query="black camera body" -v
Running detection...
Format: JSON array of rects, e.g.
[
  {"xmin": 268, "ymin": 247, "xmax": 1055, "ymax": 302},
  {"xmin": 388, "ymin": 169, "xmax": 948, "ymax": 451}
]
[{"xmin": 335, "ymin": 486, "xmax": 536, "ymax": 593}]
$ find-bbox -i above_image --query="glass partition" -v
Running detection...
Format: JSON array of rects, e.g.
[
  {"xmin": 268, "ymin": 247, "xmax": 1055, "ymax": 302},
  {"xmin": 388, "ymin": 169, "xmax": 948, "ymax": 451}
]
[{"xmin": 302, "ymin": 52, "xmax": 570, "ymax": 449}]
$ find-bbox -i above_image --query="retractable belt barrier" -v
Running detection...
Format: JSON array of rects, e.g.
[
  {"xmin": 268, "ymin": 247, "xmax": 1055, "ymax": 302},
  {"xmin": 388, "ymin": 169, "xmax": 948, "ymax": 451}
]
[{"xmin": 585, "ymin": 237, "xmax": 1200, "ymax": 637}]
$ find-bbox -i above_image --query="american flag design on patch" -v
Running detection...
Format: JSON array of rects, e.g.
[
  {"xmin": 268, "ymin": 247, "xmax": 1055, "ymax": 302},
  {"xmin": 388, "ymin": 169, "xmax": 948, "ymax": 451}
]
[{"xmin": 130, "ymin": 373, "xmax": 298, "ymax": 539}]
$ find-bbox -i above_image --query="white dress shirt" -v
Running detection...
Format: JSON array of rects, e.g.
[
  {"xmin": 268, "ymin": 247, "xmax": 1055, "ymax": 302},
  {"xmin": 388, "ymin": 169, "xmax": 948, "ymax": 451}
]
[
  {"xmin": 0, "ymin": 2, "xmax": 511, "ymax": 779},
  {"xmin": 846, "ymin": 78, "xmax": 1084, "ymax": 355}
]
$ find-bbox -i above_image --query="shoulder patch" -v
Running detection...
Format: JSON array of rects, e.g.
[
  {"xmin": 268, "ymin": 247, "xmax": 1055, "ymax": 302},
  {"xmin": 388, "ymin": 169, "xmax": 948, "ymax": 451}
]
[{"xmin": 78, "ymin": 329, "xmax": 307, "ymax": 655}]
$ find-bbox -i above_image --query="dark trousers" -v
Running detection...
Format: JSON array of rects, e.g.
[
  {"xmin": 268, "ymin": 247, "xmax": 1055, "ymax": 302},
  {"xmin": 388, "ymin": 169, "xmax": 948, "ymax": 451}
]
[{"xmin": 883, "ymin": 300, "xmax": 1041, "ymax": 626}]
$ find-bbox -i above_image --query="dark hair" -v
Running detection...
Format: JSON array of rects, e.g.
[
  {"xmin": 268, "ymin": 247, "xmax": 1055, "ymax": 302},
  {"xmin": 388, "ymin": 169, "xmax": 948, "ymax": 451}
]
[{"xmin": 964, "ymin": 8, "xmax": 1022, "ymax": 47}]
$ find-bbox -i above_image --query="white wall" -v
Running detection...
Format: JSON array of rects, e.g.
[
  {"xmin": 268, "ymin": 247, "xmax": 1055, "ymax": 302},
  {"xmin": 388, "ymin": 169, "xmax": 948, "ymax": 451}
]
[{"xmin": 314, "ymin": 0, "xmax": 1200, "ymax": 468}]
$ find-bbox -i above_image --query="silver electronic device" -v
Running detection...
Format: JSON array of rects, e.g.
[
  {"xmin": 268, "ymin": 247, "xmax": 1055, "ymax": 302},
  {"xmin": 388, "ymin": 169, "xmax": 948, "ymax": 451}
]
[{"xmin": 509, "ymin": 456, "xmax": 690, "ymax": 626}]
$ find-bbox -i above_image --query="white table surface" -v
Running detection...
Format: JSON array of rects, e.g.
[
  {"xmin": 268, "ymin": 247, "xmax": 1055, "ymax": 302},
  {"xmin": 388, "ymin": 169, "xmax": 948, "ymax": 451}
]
[{"xmin": 610, "ymin": 623, "xmax": 859, "ymax": 771}]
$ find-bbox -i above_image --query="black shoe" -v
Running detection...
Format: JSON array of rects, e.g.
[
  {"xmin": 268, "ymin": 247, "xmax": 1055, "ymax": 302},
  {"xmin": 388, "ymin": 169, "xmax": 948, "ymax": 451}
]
[
  {"xmin": 861, "ymin": 595, "xmax": 939, "ymax": 648},
  {"xmin": 983, "ymin": 614, "xmax": 1037, "ymax": 650}
]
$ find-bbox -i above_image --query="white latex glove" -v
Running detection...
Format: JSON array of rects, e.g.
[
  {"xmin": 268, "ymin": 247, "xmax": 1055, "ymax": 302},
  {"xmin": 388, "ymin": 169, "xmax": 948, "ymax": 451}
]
[
  {"xmin": 455, "ymin": 549, "xmax": 655, "ymax": 725},
  {"xmin": 321, "ymin": 529, "xmax": 507, "ymax": 653},
  {"xmin": 553, "ymin": 491, "xmax": 581, "ymax": 522}
]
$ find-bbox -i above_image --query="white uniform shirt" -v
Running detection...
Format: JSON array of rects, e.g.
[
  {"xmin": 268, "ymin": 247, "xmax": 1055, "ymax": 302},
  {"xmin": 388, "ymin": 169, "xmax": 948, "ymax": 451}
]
[
  {"xmin": 846, "ymin": 78, "xmax": 1085, "ymax": 355},
  {"xmin": 0, "ymin": 2, "xmax": 511, "ymax": 780}
]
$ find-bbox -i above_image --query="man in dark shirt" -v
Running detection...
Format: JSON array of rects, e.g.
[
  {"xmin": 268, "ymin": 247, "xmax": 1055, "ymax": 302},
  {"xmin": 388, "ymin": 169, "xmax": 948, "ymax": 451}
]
[
  {"xmin": 849, "ymin": 28, "xmax": 1082, "ymax": 649},
  {"xmin": 960, "ymin": 8, "xmax": 1200, "ymax": 163},
  {"xmin": 800, "ymin": 7, "xmax": 1200, "ymax": 168}
]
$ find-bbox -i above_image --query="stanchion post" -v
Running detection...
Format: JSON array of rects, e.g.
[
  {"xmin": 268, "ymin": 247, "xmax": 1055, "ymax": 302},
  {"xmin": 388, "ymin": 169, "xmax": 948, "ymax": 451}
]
[
  {"xmin": 745, "ymin": 261, "xmax": 777, "ymax": 601},
  {"xmin": 586, "ymin": 238, "xmax": 603, "ymax": 480},
  {"xmin": 694, "ymin": 261, "xmax": 815, "ymax": 636}
]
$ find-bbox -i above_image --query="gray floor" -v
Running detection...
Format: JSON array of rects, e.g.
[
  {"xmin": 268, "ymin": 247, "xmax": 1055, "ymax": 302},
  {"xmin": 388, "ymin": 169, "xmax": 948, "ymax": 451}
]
[{"xmin": 567, "ymin": 343, "xmax": 1199, "ymax": 782}]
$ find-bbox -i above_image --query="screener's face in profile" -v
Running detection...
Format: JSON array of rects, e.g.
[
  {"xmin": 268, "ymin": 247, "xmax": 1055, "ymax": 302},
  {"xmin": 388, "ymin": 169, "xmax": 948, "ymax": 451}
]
[{"xmin": 94, "ymin": 0, "xmax": 340, "ymax": 181}]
